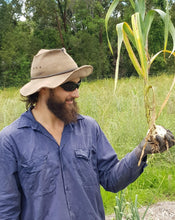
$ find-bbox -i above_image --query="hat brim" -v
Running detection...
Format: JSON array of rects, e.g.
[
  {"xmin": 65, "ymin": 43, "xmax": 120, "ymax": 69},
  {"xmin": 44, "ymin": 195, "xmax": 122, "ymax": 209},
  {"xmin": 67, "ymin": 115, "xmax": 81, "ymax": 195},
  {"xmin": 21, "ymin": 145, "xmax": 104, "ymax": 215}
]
[{"xmin": 20, "ymin": 65, "xmax": 93, "ymax": 96}]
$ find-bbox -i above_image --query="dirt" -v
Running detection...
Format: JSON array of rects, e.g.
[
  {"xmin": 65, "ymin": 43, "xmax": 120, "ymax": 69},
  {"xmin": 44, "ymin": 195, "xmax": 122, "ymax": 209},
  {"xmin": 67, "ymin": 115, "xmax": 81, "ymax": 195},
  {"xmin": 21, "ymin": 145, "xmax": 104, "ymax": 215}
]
[{"xmin": 106, "ymin": 201, "xmax": 175, "ymax": 220}]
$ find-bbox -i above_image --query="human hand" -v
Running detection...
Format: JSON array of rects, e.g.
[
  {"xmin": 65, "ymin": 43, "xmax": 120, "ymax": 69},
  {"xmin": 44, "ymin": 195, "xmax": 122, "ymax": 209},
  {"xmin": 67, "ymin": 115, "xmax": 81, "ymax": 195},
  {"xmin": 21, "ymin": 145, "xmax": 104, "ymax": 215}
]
[
  {"xmin": 135, "ymin": 126, "xmax": 175, "ymax": 159},
  {"xmin": 154, "ymin": 129, "xmax": 175, "ymax": 152}
]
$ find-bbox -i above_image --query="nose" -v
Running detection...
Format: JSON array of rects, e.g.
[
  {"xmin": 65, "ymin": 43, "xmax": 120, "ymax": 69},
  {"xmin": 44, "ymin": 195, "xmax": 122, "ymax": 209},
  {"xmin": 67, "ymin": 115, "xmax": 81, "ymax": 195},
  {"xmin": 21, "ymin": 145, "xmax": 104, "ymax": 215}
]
[{"xmin": 71, "ymin": 88, "xmax": 79, "ymax": 98}]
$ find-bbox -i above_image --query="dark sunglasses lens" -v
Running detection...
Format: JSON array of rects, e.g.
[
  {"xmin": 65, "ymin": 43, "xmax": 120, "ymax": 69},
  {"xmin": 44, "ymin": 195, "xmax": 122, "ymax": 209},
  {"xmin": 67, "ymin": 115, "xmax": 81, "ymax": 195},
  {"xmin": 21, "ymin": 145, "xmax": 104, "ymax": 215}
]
[{"xmin": 61, "ymin": 80, "xmax": 81, "ymax": 91}]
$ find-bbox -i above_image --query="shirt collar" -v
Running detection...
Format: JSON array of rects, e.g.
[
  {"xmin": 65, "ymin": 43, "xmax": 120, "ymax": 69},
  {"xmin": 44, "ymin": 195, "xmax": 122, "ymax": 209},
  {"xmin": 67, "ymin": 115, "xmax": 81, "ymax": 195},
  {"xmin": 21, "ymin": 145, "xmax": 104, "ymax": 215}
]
[
  {"xmin": 17, "ymin": 109, "xmax": 41, "ymax": 130},
  {"xmin": 17, "ymin": 109, "xmax": 84, "ymax": 130}
]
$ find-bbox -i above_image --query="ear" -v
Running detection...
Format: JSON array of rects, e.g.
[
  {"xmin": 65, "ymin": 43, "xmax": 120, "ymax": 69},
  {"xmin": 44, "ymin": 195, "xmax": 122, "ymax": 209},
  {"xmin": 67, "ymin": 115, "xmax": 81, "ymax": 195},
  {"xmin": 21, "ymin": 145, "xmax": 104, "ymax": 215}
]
[
  {"xmin": 40, "ymin": 88, "xmax": 49, "ymax": 94},
  {"xmin": 39, "ymin": 88, "xmax": 50, "ymax": 101}
]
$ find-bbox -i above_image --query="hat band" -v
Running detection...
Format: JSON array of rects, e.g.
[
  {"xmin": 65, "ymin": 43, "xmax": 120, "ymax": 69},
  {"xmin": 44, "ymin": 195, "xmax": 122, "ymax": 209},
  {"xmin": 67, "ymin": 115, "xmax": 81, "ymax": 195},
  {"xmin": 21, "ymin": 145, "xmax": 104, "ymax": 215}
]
[{"xmin": 31, "ymin": 68, "xmax": 77, "ymax": 80}]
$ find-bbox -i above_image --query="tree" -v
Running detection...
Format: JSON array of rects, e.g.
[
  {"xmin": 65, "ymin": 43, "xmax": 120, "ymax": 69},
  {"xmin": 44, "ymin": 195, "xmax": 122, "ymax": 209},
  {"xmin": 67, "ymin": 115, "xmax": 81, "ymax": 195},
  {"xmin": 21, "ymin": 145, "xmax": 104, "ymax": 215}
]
[
  {"xmin": 0, "ymin": 0, "xmax": 24, "ymax": 87},
  {"xmin": 1, "ymin": 0, "xmax": 175, "ymax": 87},
  {"xmin": 24, "ymin": 0, "xmax": 116, "ymax": 80}
]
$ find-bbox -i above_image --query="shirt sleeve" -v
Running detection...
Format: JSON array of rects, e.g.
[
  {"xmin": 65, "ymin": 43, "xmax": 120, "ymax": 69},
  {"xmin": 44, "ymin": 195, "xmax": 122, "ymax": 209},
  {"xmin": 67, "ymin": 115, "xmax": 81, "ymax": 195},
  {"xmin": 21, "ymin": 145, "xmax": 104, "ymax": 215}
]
[
  {"xmin": 0, "ymin": 135, "xmax": 21, "ymax": 220},
  {"xmin": 95, "ymin": 123, "xmax": 147, "ymax": 193}
]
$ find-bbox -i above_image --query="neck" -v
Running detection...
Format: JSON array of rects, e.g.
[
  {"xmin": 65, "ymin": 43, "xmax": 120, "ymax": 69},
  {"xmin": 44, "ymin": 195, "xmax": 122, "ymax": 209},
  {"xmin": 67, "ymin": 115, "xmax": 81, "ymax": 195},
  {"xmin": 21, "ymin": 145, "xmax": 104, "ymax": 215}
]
[
  {"xmin": 32, "ymin": 103, "xmax": 64, "ymax": 146},
  {"xmin": 32, "ymin": 102, "xmax": 64, "ymax": 130}
]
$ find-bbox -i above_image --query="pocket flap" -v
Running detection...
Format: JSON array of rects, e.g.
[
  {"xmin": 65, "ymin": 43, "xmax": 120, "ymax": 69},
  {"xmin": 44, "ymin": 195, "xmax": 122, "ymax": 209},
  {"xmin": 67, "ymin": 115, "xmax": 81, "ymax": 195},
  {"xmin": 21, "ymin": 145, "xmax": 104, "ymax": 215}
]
[{"xmin": 75, "ymin": 149, "xmax": 89, "ymax": 160}]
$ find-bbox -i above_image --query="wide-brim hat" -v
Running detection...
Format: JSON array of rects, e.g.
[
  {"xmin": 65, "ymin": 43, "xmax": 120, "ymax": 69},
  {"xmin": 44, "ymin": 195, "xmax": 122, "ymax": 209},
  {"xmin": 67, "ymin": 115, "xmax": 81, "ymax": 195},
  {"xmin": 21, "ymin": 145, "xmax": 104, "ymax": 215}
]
[{"xmin": 20, "ymin": 48, "xmax": 93, "ymax": 96}]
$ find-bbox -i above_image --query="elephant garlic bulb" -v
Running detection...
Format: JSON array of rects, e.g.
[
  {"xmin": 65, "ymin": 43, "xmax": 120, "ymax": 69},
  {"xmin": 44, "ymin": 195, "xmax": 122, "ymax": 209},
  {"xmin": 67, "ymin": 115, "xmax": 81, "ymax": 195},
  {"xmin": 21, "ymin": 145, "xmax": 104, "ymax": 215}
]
[
  {"xmin": 147, "ymin": 125, "xmax": 167, "ymax": 153},
  {"xmin": 151, "ymin": 125, "xmax": 167, "ymax": 138}
]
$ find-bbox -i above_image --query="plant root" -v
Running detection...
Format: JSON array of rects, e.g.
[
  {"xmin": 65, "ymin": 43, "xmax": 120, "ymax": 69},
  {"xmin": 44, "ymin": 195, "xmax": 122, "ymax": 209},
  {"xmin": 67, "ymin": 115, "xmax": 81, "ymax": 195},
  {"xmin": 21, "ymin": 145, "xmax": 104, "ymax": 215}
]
[{"xmin": 138, "ymin": 125, "xmax": 171, "ymax": 166}]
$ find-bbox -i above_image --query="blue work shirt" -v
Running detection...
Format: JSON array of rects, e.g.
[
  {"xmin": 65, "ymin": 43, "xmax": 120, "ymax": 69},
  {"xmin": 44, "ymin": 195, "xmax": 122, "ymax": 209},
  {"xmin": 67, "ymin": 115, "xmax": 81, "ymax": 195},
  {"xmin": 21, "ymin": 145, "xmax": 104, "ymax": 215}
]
[{"xmin": 0, "ymin": 110, "xmax": 146, "ymax": 220}]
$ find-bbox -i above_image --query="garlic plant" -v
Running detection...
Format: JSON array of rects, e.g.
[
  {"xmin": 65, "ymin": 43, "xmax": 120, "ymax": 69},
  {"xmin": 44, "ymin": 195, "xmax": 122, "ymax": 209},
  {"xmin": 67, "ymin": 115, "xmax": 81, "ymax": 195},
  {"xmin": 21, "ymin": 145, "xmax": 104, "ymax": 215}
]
[{"xmin": 105, "ymin": 0, "xmax": 175, "ymax": 164}]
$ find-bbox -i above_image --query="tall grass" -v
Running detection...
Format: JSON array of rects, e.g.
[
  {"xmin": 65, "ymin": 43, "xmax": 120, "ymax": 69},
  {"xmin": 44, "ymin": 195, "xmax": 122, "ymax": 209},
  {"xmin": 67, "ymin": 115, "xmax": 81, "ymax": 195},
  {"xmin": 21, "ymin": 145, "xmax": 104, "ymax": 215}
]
[
  {"xmin": 0, "ymin": 88, "xmax": 24, "ymax": 130},
  {"xmin": 79, "ymin": 74, "xmax": 175, "ymax": 214},
  {"xmin": 0, "ymin": 75, "xmax": 175, "ymax": 215}
]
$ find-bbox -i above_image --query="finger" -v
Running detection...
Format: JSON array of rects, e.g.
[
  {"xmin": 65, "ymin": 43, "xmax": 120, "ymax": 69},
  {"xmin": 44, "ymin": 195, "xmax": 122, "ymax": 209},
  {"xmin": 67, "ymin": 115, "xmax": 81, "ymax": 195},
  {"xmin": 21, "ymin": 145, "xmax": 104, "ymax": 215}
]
[
  {"xmin": 166, "ymin": 130, "xmax": 175, "ymax": 139},
  {"xmin": 165, "ymin": 134, "xmax": 175, "ymax": 148},
  {"xmin": 155, "ymin": 135, "xmax": 164, "ymax": 146},
  {"xmin": 155, "ymin": 135, "xmax": 169, "ymax": 153},
  {"xmin": 166, "ymin": 129, "xmax": 173, "ymax": 134},
  {"xmin": 159, "ymin": 144, "xmax": 167, "ymax": 152}
]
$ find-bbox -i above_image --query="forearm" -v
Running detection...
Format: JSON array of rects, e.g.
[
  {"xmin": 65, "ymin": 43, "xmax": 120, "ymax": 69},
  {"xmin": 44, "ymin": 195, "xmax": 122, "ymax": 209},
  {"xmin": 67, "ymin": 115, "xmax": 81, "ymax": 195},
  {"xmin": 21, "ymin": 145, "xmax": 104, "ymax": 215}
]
[{"xmin": 101, "ymin": 150, "xmax": 147, "ymax": 193}]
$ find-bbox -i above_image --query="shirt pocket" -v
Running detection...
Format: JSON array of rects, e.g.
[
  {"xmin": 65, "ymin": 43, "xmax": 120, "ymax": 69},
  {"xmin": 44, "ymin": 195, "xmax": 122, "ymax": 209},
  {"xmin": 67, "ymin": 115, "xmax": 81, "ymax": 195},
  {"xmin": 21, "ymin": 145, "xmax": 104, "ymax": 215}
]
[
  {"xmin": 19, "ymin": 155, "xmax": 56, "ymax": 196},
  {"xmin": 74, "ymin": 148, "xmax": 98, "ymax": 186}
]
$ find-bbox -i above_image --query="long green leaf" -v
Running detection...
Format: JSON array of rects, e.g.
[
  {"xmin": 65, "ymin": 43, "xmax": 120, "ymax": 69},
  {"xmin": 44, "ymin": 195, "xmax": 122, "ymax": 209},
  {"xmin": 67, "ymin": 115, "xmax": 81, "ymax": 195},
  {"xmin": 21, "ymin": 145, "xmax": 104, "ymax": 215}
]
[
  {"xmin": 122, "ymin": 28, "xmax": 143, "ymax": 77},
  {"xmin": 143, "ymin": 10, "xmax": 155, "ymax": 47},
  {"xmin": 129, "ymin": 0, "xmax": 135, "ymax": 10},
  {"xmin": 154, "ymin": 9, "xmax": 175, "ymax": 55},
  {"xmin": 149, "ymin": 50, "xmax": 163, "ymax": 67},
  {"xmin": 105, "ymin": 0, "xmax": 120, "ymax": 54},
  {"xmin": 115, "ymin": 22, "xmax": 145, "ymax": 91},
  {"xmin": 167, "ymin": 20, "xmax": 175, "ymax": 55},
  {"xmin": 123, "ymin": 22, "xmax": 136, "ymax": 49},
  {"xmin": 135, "ymin": 0, "xmax": 145, "ymax": 21},
  {"xmin": 131, "ymin": 13, "xmax": 147, "ymax": 79},
  {"xmin": 150, "ymin": 49, "xmax": 175, "ymax": 66},
  {"xmin": 115, "ymin": 23, "xmax": 124, "ymax": 91},
  {"xmin": 164, "ymin": 6, "xmax": 169, "ymax": 55}
]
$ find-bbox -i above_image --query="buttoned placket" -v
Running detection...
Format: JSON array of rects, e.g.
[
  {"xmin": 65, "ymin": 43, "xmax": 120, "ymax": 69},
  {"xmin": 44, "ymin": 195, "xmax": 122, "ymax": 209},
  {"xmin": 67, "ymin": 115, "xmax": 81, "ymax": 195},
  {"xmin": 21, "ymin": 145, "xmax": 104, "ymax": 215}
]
[
  {"xmin": 33, "ymin": 122, "xmax": 73, "ymax": 219},
  {"xmin": 58, "ymin": 124, "xmax": 75, "ymax": 220}
]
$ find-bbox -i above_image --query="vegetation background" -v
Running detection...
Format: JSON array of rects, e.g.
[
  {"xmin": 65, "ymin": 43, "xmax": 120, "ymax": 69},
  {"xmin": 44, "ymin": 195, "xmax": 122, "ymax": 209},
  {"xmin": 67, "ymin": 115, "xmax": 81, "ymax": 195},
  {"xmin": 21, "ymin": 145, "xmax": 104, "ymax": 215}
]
[
  {"xmin": 1, "ymin": 0, "xmax": 175, "ymax": 216},
  {"xmin": 0, "ymin": 75, "xmax": 175, "ymax": 215},
  {"xmin": 1, "ymin": 0, "xmax": 175, "ymax": 88}
]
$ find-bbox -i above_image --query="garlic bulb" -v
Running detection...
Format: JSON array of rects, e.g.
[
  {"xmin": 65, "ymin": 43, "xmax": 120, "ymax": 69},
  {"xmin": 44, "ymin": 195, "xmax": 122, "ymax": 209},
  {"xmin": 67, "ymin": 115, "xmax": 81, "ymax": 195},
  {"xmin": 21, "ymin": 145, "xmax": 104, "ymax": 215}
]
[{"xmin": 151, "ymin": 125, "xmax": 167, "ymax": 138}]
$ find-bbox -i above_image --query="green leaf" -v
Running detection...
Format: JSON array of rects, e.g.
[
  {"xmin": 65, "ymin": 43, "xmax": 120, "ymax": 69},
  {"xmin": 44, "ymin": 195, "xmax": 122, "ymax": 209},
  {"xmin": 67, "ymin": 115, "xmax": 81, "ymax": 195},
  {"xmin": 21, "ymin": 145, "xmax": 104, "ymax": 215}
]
[
  {"xmin": 115, "ymin": 21, "xmax": 144, "ymax": 91},
  {"xmin": 123, "ymin": 22, "xmax": 136, "ymax": 49},
  {"xmin": 122, "ymin": 27, "xmax": 143, "ymax": 77},
  {"xmin": 143, "ymin": 10, "xmax": 155, "ymax": 47},
  {"xmin": 149, "ymin": 50, "xmax": 163, "ymax": 67},
  {"xmin": 131, "ymin": 13, "xmax": 147, "ymax": 79},
  {"xmin": 129, "ymin": 0, "xmax": 135, "ymax": 10},
  {"xmin": 135, "ymin": 0, "xmax": 145, "ymax": 20},
  {"xmin": 154, "ymin": 9, "xmax": 175, "ymax": 55},
  {"xmin": 149, "ymin": 49, "xmax": 175, "ymax": 70},
  {"xmin": 115, "ymin": 23, "xmax": 124, "ymax": 91},
  {"xmin": 168, "ymin": 22, "xmax": 175, "ymax": 55},
  {"xmin": 105, "ymin": 0, "xmax": 120, "ymax": 54},
  {"xmin": 164, "ymin": 9, "xmax": 169, "ymax": 54}
]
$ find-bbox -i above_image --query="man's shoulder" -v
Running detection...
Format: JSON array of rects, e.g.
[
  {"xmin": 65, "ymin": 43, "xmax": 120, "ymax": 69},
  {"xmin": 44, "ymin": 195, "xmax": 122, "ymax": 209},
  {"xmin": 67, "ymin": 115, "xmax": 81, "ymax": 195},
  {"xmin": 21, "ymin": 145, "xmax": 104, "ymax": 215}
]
[
  {"xmin": 0, "ymin": 111, "xmax": 29, "ymax": 138},
  {"xmin": 77, "ymin": 114, "xmax": 100, "ymax": 131},
  {"xmin": 78, "ymin": 114, "xmax": 97, "ymax": 124},
  {"xmin": 0, "ymin": 117, "xmax": 21, "ymax": 137}
]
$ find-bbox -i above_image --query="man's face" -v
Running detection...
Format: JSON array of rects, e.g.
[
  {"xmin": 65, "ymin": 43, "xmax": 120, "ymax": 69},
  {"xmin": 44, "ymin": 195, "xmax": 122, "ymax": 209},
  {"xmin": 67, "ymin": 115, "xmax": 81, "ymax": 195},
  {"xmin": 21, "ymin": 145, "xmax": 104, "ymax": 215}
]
[{"xmin": 46, "ymin": 79, "xmax": 80, "ymax": 124}]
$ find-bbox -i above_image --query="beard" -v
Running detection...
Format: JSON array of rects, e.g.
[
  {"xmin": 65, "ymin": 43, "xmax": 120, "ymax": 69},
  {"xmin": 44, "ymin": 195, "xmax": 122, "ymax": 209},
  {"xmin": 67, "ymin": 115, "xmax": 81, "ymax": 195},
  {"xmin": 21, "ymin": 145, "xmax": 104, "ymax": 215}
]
[{"xmin": 46, "ymin": 89, "xmax": 79, "ymax": 125}]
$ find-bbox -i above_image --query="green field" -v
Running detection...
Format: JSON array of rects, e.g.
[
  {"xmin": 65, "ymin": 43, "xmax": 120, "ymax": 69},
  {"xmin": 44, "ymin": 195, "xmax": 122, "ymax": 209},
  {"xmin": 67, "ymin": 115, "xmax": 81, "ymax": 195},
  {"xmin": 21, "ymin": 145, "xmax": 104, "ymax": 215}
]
[{"xmin": 1, "ymin": 74, "xmax": 175, "ymax": 215}]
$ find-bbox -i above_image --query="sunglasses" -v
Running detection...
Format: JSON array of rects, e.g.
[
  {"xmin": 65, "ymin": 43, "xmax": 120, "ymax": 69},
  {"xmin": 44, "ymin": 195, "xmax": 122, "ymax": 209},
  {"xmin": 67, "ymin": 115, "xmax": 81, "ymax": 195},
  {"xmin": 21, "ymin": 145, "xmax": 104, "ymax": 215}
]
[{"xmin": 60, "ymin": 80, "xmax": 81, "ymax": 91}]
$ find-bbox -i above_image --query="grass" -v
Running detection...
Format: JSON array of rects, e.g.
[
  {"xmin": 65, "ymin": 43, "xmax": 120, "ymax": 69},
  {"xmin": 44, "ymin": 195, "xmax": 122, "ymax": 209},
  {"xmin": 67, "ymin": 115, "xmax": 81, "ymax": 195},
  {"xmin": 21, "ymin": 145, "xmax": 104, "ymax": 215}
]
[{"xmin": 1, "ymin": 74, "xmax": 175, "ymax": 215}]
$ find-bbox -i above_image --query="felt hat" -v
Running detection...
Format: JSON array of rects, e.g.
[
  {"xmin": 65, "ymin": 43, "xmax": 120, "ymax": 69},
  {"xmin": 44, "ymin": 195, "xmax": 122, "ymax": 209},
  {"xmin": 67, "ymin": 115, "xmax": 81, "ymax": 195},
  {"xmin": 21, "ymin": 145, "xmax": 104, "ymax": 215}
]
[{"xmin": 20, "ymin": 48, "xmax": 93, "ymax": 96}]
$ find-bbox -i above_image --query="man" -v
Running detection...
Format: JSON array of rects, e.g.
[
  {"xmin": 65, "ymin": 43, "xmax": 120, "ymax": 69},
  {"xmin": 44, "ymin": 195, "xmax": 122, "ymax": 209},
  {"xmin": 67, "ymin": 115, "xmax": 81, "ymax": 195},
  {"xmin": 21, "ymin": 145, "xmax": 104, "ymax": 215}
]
[{"xmin": 0, "ymin": 48, "xmax": 174, "ymax": 220}]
